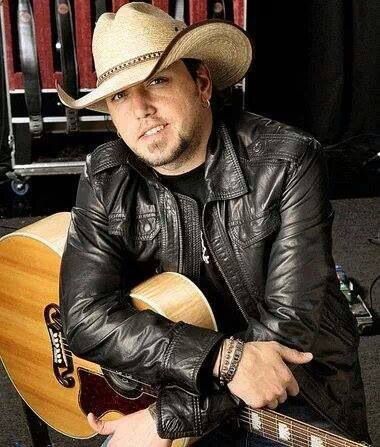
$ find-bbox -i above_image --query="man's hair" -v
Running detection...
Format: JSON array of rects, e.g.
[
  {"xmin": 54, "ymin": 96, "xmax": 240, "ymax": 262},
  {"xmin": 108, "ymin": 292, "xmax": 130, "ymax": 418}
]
[
  {"xmin": 181, "ymin": 58, "xmax": 237, "ymax": 119},
  {"xmin": 182, "ymin": 58, "xmax": 203, "ymax": 82}
]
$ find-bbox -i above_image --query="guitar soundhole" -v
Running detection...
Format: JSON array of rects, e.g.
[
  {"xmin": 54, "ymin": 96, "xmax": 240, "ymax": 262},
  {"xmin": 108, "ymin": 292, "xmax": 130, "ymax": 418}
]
[{"xmin": 44, "ymin": 303, "xmax": 74, "ymax": 388}]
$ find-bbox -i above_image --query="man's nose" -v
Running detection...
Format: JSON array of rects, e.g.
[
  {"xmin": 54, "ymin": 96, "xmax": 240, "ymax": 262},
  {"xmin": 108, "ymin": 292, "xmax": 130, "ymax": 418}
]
[{"xmin": 131, "ymin": 90, "xmax": 156, "ymax": 119}]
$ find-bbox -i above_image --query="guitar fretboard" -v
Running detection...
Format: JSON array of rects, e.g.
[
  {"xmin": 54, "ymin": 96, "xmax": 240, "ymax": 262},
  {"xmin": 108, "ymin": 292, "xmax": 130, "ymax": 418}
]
[{"xmin": 239, "ymin": 406, "xmax": 368, "ymax": 447}]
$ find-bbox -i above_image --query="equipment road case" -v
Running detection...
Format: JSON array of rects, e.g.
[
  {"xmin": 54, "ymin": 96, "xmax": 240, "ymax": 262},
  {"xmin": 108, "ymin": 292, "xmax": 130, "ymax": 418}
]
[{"xmin": 0, "ymin": 0, "xmax": 247, "ymax": 194}]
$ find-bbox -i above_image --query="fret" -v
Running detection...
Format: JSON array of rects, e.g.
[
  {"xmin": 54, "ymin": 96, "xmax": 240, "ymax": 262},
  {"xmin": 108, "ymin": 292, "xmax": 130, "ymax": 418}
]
[
  {"xmin": 262, "ymin": 410, "xmax": 292, "ymax": 447},
  {"xmin": 260, "ymin": 409, "xmax": 266, "ymax": 439},
  {"xmin": 249, "ymin": 410, "xmax": 263, "ymax": 432},
  {"xmin": 261, "ymin": 411, "xmax": 285, "ymax": 446},
  {"xmin": 290, "ymin": 419, "xmax": 294, "ymax": 447},
  {"xmin": 274, "ymin": 412, "xmax": 280, "ymax": 444},
  {"xmin": 278, "ymin": 421, "xmax": 292, "ymax": 444},
  {"xmin": 310, "ymin": 433, "xmax": 325, "ymax": 447}
]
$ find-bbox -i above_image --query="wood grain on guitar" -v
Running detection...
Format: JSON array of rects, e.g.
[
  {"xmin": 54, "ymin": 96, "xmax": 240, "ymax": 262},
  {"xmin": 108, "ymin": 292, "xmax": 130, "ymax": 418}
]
[{"xmin": 0, "ymin": 213, "xmax": 369, "ymax": 446}]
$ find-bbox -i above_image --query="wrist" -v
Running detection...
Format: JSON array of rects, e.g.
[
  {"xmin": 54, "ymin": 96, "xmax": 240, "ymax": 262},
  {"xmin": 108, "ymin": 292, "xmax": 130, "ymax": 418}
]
[
  {"xmin": 148, "ymin": 402, "xmax": 158, "ymax": 423},
  {"xmin": 213, "ymin": 342, "xmax": 224, "ymax": 378},
  {"xmin": 216, "ymin": 337, "xmax": 244, "ymax": 387}
]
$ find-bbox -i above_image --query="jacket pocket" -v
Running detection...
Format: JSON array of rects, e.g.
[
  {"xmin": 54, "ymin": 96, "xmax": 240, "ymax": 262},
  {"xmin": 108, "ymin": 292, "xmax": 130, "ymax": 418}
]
[
  {"xmin": 228, "ymin": 207, "xmax": 281, "ymax": 248},
  {"xmin": 108, "ymin": 214, "xmax": 127, "ymax": 236},
  {"xmin": 108, "ymin": 212, "xmax": 161, "ymax": 241},
  {"xmin": 134, "ymin": 212, "xmax": 161, "ymax": 241}
]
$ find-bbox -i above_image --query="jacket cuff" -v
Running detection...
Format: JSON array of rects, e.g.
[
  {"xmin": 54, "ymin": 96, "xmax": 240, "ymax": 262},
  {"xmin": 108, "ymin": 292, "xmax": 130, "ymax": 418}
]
[
  {"xmin": 156, "ymin": 386, "xmax": 240, "ymax": 439},
  {"xmin": 163, "ymin": 322, "xmax": 224, "ymax": 394}
]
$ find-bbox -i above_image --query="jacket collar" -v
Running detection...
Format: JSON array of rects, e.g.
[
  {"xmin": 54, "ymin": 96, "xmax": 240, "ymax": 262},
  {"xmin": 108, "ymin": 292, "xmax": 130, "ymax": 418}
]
[
  {"xmin": 120, "ymin": 119, "xmax": 248, "ymax": 201},
  {"xmin": 203, "ymin": 120, "xmax": 248, "ymax": 201}
]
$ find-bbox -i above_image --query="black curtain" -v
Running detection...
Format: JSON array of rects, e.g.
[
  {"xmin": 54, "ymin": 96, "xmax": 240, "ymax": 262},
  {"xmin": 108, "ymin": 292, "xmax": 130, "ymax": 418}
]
[{"xmin": 245, "ymin": 0, "xmax": 380, "ymax": 145}]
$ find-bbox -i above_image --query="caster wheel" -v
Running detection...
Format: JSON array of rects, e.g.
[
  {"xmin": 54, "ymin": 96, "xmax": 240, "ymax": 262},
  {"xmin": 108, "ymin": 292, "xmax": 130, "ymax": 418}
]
[{"xmin": 11, "ymin": 179, "xmax": 30, "ymax": 196}]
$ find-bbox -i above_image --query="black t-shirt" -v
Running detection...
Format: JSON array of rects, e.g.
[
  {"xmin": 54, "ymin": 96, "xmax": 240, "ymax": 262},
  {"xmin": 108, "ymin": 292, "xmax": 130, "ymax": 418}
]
[{"xmin": 158, "ymin": 164, "xmax": 245, "ymax": 335}]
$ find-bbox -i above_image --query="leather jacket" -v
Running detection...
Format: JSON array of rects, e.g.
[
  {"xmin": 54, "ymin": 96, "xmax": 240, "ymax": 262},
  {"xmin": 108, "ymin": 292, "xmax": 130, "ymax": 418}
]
[{"xmin": 60, "ymin": 111, "xmax": 370, "ymax": 442}]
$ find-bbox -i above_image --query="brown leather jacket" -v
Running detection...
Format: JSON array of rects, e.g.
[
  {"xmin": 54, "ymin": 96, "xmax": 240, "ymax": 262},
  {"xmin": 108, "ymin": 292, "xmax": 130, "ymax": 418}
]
[{"xmin": 60, "ymin": 112, "xmax": 370, "ymax": 442}]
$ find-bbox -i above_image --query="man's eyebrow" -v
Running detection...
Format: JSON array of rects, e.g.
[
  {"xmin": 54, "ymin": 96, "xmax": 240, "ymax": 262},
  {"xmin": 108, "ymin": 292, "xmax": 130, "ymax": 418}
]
[
  {"xmin": 107, "ymin": 70, "xmax": 171, "ymax": 100},
  {"xmin": 149, "ymin": 69, "xmax": 170, "ymax": 78}
]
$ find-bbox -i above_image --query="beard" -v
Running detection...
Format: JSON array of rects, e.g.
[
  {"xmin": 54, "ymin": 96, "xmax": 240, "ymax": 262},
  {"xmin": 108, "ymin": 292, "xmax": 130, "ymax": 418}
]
[
  {"xmin": 133, "ymin": 121, "xmax": 202, "ymax": 170},
  {"xmin": 138, "ymin": 135, "xmax": 191, "ymax": 168}
]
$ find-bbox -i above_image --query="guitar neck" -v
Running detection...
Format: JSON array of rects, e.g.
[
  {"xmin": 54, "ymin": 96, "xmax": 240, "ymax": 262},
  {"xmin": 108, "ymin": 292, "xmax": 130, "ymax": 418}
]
[{"xmin": 239, "ymin": 406, "xmax": 368, "ymax": 447}]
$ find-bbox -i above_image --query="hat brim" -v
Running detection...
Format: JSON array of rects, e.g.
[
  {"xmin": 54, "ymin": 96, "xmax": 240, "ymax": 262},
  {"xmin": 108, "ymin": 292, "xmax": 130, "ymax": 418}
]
[{"xmin": 57, "ymin": 20, "xmax": 253, "ymax": 114}]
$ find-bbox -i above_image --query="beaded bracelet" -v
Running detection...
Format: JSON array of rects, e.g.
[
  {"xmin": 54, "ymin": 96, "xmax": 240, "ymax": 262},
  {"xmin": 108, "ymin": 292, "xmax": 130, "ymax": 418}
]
[
  {"xmin": 219, "ymin": 338, "xmax": 235, "ymax": 386},
  {"xmin": 219, "ymin": 337, "xmax": 244, "ymax": 387},
  {"xmin": 224, "ymin": 338, "xmax": 244, "ymax": 383}
]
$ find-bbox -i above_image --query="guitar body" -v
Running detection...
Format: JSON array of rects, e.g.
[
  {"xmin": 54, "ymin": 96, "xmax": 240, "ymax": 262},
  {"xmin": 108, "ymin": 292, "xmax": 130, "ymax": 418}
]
[{"xmin": 0, "ymin": 213, "xmax": 216, "ymax": 444}]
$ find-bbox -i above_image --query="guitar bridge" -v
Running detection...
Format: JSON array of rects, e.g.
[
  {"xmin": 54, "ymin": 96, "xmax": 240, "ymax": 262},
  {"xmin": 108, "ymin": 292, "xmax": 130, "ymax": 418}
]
[{"xmin": 44, "ymin": 303, "xmax": 74, "ymax": 388}]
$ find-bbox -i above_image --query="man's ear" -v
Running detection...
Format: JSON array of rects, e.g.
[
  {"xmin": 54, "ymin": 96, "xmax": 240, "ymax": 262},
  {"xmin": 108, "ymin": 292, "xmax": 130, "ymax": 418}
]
[{"xmin": 196, "ymin": 62, "xmax": 212, "ymax": 101}]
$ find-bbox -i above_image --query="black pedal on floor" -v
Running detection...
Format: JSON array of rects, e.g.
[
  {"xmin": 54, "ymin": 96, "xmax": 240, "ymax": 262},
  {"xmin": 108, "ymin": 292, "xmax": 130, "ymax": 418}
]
[{"xmin": 335, "ymin": 265, "xmax": 375, "ymax": 335}]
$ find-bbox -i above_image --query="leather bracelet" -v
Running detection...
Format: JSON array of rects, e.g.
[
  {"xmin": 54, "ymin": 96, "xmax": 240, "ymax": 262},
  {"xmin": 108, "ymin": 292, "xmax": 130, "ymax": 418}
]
[
  {"xmin": 219, "ymin": 337, "xmax": 244, "ymax": 386},
  {"xmin": 219, "ymin": 338, "xmax": 234, "ymax": 386},
  {"xmin": 224, "ymin": 338, "xmax": 244, "ymax": 383},
  {"xmin": 219, "ymin": 338, "xmax": 237, "ymax": 386}
]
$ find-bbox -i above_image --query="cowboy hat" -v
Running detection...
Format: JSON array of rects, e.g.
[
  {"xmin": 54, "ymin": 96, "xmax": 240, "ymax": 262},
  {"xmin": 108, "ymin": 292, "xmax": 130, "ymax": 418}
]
[{"xmin": 56, "ymin": 2, "xmax": 253, "ymax": 114}]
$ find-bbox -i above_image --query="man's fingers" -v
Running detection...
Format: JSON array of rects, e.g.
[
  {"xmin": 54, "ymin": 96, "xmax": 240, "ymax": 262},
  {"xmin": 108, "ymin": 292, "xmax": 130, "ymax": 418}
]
[
  {"xmin": 277, "ymin": 345, "xmax": 313, "ymax": 365},
  {"xmin": 87, "ymin": 413, "xmax": 118, "ymax": 435},
  {"xmin": 278, "ymin": 391, "xmax": 287, "ymax": 404},
  {"xmin": 267, "ymin": 399, "xmax": 279, "ymax": 410},
  {"xmin": 286, "ymin": 375, "xmax": 300, "ymax": 397}
]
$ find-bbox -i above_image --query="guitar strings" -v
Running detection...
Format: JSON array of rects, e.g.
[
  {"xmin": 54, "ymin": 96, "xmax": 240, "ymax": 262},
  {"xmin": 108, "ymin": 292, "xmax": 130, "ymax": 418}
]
[
  {"xmin": 239, "ymin": 412, "xmax": 360, "ymax": 447},
  {"xmin": 238, "ymin": 414, "xmax": 359, "ymax": 447},
  {"xmin": 240, "ymin": 407, "xmax": 354, "ymax": 444},
  {"xmin": 240, "ymin": 408, "xmax": 359, "ymax": 447},
  {"xmin": 239, "ymin": 416, "xmax": 318, "ymax": 447}
]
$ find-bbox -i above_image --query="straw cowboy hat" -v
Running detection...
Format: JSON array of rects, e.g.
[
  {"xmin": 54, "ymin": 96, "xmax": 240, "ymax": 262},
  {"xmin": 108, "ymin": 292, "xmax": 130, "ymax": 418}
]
[{"xmin": 56, "ymin": 2, "xmax": 253, "ymax": 114}]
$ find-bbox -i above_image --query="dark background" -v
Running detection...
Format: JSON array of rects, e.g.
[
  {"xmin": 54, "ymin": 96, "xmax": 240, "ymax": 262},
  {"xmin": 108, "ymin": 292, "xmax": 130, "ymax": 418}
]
[{"xmin": 1, "ymin": 0, "xmax": 380, "ymax": 212}]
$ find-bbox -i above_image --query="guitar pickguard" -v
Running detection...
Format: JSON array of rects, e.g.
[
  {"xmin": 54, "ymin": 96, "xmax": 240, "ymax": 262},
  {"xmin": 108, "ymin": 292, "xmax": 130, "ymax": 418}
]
[
  {"xmin": 77, "ymin": 368, "xmax": 155, "ymax": 419},
  {"xmin": 44, "ymin": 303, "xmax": 74, "ymax": 388}
]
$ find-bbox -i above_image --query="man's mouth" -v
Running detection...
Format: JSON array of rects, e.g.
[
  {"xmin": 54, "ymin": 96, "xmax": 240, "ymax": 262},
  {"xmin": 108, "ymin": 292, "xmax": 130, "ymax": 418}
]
[{"xmin": 140, "ymin": 124, "xmax": 167, "ymax": 139}]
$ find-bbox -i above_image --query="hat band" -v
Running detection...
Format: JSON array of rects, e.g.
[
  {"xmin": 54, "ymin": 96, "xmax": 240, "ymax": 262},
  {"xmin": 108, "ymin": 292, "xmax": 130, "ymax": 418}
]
[{"xmin": 96, "ymin": 51, "xmax": 164, "ymax": 87}]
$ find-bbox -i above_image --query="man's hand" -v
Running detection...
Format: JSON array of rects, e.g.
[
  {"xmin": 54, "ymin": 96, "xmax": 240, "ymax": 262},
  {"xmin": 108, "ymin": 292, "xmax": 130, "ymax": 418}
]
[
  {"xmin": 87, "ymin": 408, "xmax": 172, "ymax": 447},
  {"xmin": 214, "ymin": 341, "xmax": 313, "ymax": 409}
]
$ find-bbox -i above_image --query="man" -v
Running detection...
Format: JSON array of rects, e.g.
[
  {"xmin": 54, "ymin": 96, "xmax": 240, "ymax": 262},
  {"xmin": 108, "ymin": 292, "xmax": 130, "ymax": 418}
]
[{"xmin": 58, "ymin": 3, "xmax": 370, "ymax": 447}]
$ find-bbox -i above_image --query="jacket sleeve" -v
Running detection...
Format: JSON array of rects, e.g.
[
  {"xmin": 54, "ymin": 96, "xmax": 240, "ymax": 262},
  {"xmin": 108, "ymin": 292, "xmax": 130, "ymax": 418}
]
[
  {"xmin": 59, "ymin": 161, "xmax": 224, "ymax": 395},
  {"xmin": 244, "ymin": 138, "xmax": 340, "ymax": 351},
  {"xmin": 156, "ymin": 384, "xmax": 240, "ymax": 439}
]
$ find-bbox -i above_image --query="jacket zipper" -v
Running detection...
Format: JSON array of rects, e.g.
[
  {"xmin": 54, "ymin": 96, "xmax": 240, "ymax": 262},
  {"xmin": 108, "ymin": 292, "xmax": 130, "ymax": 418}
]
[{"xmin": 201, "ymin": 204, "xmax": 249, "ymax": 322}]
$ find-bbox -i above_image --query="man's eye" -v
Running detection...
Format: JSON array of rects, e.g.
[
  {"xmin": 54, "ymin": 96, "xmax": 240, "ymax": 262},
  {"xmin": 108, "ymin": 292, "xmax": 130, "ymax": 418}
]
[
  {"xmin": 111, "ymin": 91, "xmax": 126, "ymax": 102},
  {"xmin": 148, "ymin": 77, "xmax": 167, "ymax": 86}
]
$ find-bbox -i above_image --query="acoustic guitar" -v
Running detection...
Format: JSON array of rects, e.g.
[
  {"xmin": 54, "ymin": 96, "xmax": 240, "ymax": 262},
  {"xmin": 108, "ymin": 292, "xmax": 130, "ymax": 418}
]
[{"xmin": 0, "ymin": 213, "xmax": 369, "ymax": 446}]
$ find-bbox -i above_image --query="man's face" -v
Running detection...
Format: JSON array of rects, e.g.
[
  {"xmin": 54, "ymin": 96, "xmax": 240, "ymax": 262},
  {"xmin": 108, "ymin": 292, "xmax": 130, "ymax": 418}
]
[{"xmin": 106, "ymin": 60, "xmax": 212, "ymax": 170}]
